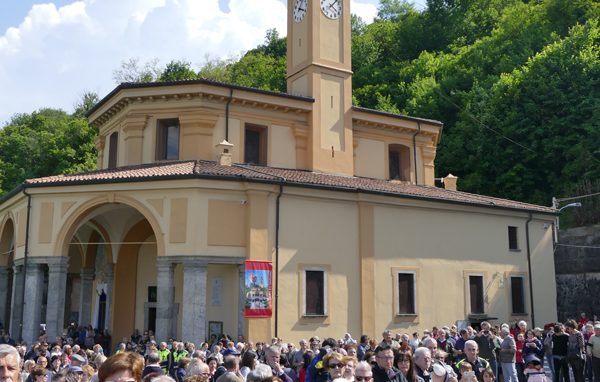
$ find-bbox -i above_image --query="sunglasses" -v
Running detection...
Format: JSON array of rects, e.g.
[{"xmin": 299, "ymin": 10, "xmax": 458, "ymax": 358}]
[
  {"xmin": 328, "ymin": 363, "xmax": 345, "ymax": 369},
  {"xmin": 355, "ymin": 377, "xmax": 372, "ymax": 382}
]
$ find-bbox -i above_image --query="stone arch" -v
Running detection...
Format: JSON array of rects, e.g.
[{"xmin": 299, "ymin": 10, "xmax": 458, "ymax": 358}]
[
  {"xmin": 55, "ymin": 194, "xmax": 165, "ymax": 259},
  {"xmin": 0, "ymin": 216, "xmax": 15, "ymax": 266}
]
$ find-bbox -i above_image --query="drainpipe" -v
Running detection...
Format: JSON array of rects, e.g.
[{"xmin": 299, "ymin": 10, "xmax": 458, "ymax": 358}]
[
  {"xmin": 412, "ymin": 122, "xmax": 421, "ymax": 185},
  {"xmin": 225, "ymin": 88, "xmax": 233, "ymax": 141},
  {"xmin": 20, "ymin": 187, "xmax": 32, "ymax": 342},
  {"xmin": 525, "ymin": 212, "xmax": 535, "ymax": 327},
  {"xmin": 233, "ymin": 165, "xmax": 286, "ymax": 338},
  {"xmin": 274, "ymin": 183, "xmax": 283, "ymax": 338}
]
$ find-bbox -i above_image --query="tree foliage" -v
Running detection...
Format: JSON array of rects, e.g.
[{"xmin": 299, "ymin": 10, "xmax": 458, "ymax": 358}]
[{"xmin": 0, "ymin": 109, "xmax": 97, "ymax": 194}]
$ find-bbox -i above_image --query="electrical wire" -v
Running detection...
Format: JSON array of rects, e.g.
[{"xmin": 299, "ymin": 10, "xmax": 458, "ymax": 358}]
[{"xmin": 555, "ymin": 191, "xmax": 600, "ymax": 203}]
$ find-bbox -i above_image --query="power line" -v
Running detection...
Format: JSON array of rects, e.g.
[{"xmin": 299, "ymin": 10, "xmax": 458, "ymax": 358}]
[
  {"xmin": 556, "ymin": 191, "xmax": 600, "ymax": 203},
  {"xmin": 556, "ymin": 243, "xmax": 600, "ymax": 249},
  {"xmin": 436, "ymin": 89, "xmax": 538, "ymax": 155}
]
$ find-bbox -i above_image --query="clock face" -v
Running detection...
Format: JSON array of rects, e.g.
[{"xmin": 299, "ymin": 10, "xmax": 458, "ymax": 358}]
[
  {"xmin": 293, "ymin": 0, "xmax": 308, "ymax": 22},
  {"xmin": 320, "ymin": 0, "xmax": 342, "ymax": 19}
]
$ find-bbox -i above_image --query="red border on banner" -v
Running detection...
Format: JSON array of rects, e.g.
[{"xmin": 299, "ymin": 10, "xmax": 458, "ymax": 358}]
[{"xmin": 244, "ymin": 260, "xmax": 273, "ymax": 318}]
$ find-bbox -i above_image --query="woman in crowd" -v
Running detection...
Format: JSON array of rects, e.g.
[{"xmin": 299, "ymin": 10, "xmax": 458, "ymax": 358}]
[
  {"xmin": 343, "ymin": 356, "xmax": 357, "ymax": 381},
  {"xmin": 515, "ymin": 333, "xmax": 525, "ymax": 382},
  {"xmin": 240, "ymin": 351, "xmax": 258, "ymax": 379},
  {"xmin": 319, "ymin": 352, "xmax": 346, "ymax": 382},
  {"xmin": 394, "ymin": 350, "xmax": 421, "ymax": 382},
  {"xmin": 30, "ymin": 367, "xmax": 49, "ymax": 382},
  {"xmin": 299, "ymin": 353, "xmax": 313, "ymax": 382},
  {"xmin": 98, "ymin": 352, "xmax": 144, "ymax": 382}
]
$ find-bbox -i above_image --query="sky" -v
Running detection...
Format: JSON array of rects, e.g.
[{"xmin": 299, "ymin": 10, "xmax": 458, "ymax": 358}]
[{"xmin": 0, "ymin": 0, "xmax": 426, "ymax": 126}]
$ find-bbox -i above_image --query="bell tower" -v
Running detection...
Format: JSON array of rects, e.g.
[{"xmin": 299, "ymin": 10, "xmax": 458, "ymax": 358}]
[{"xmin": 287, "ymin": 0, "xmax": 354, "ymax": 175}]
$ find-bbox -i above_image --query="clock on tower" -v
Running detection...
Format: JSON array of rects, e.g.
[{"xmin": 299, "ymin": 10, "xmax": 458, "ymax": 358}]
[{"xmin": 287, "ymin": 0, "xmax": 354, "ymax": 175}]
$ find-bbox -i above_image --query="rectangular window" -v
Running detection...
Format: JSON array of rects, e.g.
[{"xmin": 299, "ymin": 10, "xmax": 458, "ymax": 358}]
[
  {"xmin": 511, "ymin": 276, "xmax": 526, "ymax": 314},
  {"xmin": 156, "ymin": 119, "xmax": 180, "ymax": 160},
  {"xmin": 244, "ymin": 124, "xmax": 267, "ymax": 165},
  {"xmin": 388, "ymin": 144, "xmax": 411, "ymax": 181},
  {"xmin": 469, "ymin": 275, "xmax": 484, "ymax": 314},
  {"xmin": 396, "ymin": 272, "xmax": 416, "ymax": 314},
  {"xmin": 304, "ymin": 269, "xmax": 326, "ymax": 316},
  {"xmin": 108, "ymin": 132, "xmax": 118, "ymax": 169},
  {"xmin": 508, "ymin": 226, "xmax": 519, "ymax": 250}
]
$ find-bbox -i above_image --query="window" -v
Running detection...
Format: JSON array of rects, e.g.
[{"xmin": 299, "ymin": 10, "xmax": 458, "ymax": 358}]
[
  {"xmin": 108, "ymin": 132, "xmax": 118, "ymax": 169},
  {"xmin": 469, "ymin": 275, "xmax": 484, "ymax": 314},
  {"xmin": 508, "ymin": 226, "xmax": 519, "ymax": 250},
  {"xmin": 511, "ymin": 276, "xmax": 526, "ymax": 314},
  {"xmin": 156, "ymin": 119, "xmax": 180, "ymax": 160},
  {"xmin": 304, "ymin": 269, "xmax": 326, "ymax": 316},
  {"xmin": 389, "ymin": 144, "xmax": 411, "ymax": 181},
  {"xmin": 396, "ymin": 272, "xmax": 416, "ymax": 314},
  {"xmin": 244, "ymin": 124, "xmax": 267, "ymax": 165}
]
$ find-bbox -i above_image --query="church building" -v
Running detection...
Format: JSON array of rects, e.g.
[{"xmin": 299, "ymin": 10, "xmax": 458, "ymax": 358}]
[{"xmin": 0, "ymin": 0, "xmax": 557, "ymax": 346}]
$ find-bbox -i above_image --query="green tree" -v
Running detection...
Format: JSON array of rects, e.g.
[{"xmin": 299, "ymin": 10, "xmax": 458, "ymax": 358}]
[
  {"xmin": 73, "ymin": 91, "xmax": 100, "ymax": 117},
  {"xmin": 158, "ymin": 60, "xmax": 199, "ymax": 82},
  {"xmin": 0, "ymin": 109, "xmax": 97, "ymax": 195}
]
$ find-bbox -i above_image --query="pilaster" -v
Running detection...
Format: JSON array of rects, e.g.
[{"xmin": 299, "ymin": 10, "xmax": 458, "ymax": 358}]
[
  {"xmin": 238, "ymin": 266, "xmax": 245, "ymax": 339},
  {"xmin": 103, "ymin": 263, "xmax": 114, "ymax": 331},
  {"xmin": 156, "ymin": 258, "xmax": 175, "ymax": 342},
  {"xmin": 78, "ymin": 268, "xmax": 95, "ymax": 326},
  {"xmin": 0, "ymin": 266, "xmax": 9, "ymax": 330},
  {"xmin": 181, "ymin": 258, "xmax": 208, "ymax": 343},
  {"xmin": 46, "ymin": 257, "xmax": 69, "ymax": 341},
  {"xmin": 22, "ymin": 263, "xmax": 44, "ymax": 345},
  {"xmin": 9, "ymin": 262, "xmax": 23, "ymax": 339}
]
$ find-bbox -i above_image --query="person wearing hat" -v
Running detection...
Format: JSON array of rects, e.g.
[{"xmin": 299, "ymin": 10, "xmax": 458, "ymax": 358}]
[
  {"xmin": 70, "ymin": 354, "xmax": 86, "ymax": 368},
  {"xmin": 587, "ymin": 324, "xmax": 600, "ymax": 382},
  {"xmin": 522, "ymin": 355, "xmax": 545, "ymax": 382}
]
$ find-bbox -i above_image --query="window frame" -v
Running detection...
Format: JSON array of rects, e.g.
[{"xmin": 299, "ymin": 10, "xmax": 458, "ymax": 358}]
[
  {"xmin": 509, "ymin": 274, "xmax": 527, "ymax": 315},
  {"xmin": 244, "ymin": 123, "xmax": 268, "ymax": 165},
  {"xmin": 301, "ymin": 266, "xmax": 328, "ymax": 317},
  {"xmin": 108, "ymin": 131, "xmax": 119, "ymax": 169},
  {"xmin": 388, "ymin": 144, "xmax": 411, "ymax": 181},
  {"xmin": 465, "ymin": 272, "xmax": 486, "ymax": 315},
  {"xmin": 508, "ymin": 226, "xmax": 520, "ymax": 251},
  {"xmin": 155, "ymin": 118, "xmax": 180, "ymax": 161},
  {"xmin": 394, "ymin": 270, "xmax": 417, "ymax": 315}
]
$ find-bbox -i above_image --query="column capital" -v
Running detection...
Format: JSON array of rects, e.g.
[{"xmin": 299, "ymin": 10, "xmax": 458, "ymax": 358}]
[
  {"xmin": 181, "ymin": 257, "xmax": 209, "ymax": 269},
  {"xmin": 156, "ymin": 257, "xmax": 176, "ymax": 271},
  {"xmin": 25, "ymin": 262, "xmax": 43, "ymax": 273},
  {"xmin": 47, "ymin": 256, "xmax": 69, "ymax": 273},
  {"xmin": 80, "ymin": 267, "xmax": 95, "ymax": 276}
]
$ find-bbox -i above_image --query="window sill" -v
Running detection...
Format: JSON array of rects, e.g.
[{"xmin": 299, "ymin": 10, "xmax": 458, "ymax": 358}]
[
  {"xmin": 393, "ymin": 314, "xmax": 418, "ymax": 324},
  {"xmin": 302, "ymin": 314, "xmax": 328, "ymax": 318},
  {"xmin": 509, "ymin": 249, "xmax": 521, "ymax": 252},
  {"xmin": 299, "ymin": 314, "xmax": 329, "ymax": 324},
  {"xmin": 510, "ymin": 312, "xmax": 528, "ymax": 317}
]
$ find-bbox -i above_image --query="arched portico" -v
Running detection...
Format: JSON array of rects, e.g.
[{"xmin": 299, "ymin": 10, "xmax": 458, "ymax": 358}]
[{"xmin": 0, "ymin": 217, "xmax": 15, "ymax": 334}]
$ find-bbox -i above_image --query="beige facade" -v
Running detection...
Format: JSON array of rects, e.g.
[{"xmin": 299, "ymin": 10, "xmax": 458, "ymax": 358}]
[{"xmin": 0, "ymin": 0, "xmax": 557, "ymax": 347}]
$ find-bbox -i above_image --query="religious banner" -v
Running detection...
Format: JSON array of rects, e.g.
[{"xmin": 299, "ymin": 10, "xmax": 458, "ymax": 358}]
[{"xmin": 244, "ymin": 260, "xmax": 273, "ymax": 318}]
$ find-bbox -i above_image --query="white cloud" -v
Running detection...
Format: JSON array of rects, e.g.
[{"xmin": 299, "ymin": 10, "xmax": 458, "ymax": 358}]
[
  {"xmin": 0, "ymin": 0, "xmax": 380, "ymax": 125},
  {"xmin": 0, "ymin": 0, "xmax": 287, "ymax": 125}
]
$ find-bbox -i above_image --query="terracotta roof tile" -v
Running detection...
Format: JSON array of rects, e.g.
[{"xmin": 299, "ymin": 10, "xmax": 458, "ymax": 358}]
[{"xmin": 24, "ymin": 160, "xmax": 556, "ymax": 214}]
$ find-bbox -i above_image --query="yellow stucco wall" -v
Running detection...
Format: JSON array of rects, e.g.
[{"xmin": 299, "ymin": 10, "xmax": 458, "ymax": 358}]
[
  {"xmin": 135, "ymin": 236, "xmax": 157, "ymax": 333},
  {"xmin": 355, "ymin": 138, "xmax": 385, "ymax": 179}
]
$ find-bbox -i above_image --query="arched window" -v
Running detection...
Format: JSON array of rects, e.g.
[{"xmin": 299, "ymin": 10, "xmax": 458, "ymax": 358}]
[
  {"xmin": 108, "ymin": 132, "xmax": 118, "ymax": 169},
  {"xmin": 389, "ymin": 144, "xmax": 411, "ymax": 181}
]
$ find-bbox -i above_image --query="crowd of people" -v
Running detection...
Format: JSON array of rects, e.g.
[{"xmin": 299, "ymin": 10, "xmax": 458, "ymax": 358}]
[{"xmin": 1, "ymin": 314, "xmax": 600, "ymax": 382}]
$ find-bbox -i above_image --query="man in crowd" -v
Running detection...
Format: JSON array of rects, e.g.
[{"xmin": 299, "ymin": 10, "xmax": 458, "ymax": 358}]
[
  {"xmin": 355, "ymin": 361, "xmax": 374, "ymax": 382},
  {"xmin": 498, "ymin": 327, "xmax": 517, "ymax": 382},
  {"xmin": 291, "ymin": 339, "xmax": 308, "ymax": 371},
  {"xmin": 454, "ymin": 341, "xmax": 489, "ymax": 382},
  {"xmin": 372, "ymin": 344, "xmax": 407, "ymax": 382},
  {"xmin": 414, "ymin": 347, "xmax": 433, "ymax": 382},
  {"xmin": 380, "ymin": 331, "xmax": 400, "ymax": 351},
  {"xmin": 143, "ymin": 352, "xmax": 165, "ymax": 378},
  {"xmin": 474, "ymin": 322, "xmax": 498, "ymax": 378},
  {"xmin": 454, "ymin": 330, "xmax": 470, "ymax": 361},
  {"xmin": 265, "ymin": 345, "xmax": 293, "ymax": 382},
  {"xmin": 0, "ymin": 345, "xmax": 21, "ymax": 382},
  {"xmin": 587, "ymin": 324, "xmax": 600, "ymax": 382}
]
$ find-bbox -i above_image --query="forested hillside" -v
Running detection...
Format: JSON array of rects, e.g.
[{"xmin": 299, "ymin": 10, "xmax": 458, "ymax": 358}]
[{"xmin": 1, "ymin": 0, "xmax": 599, "ymax": 221}]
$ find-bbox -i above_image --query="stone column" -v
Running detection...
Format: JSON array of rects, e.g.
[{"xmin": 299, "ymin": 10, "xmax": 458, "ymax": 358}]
[
  {"xmin": 238, "ymin": 266, "xmax": 245, "ymax": 339},
  {"xmin": 46, "ymin": 257, "xmax": 68, "ymax": 341},
  {"xmin": 9, "ymin": 263, "xmax": 23, "ymax": 340},
  {"xmin": 78, "ymin": 268, "xmax": 95, "ymax": 326},
  {"xmin": 103, "ymin": 263, "xmax": 114, "ymax": 331},
  {"xmin": 181, "ymin": 259, "xmax": 207, "ymax": 343},
  {"xmin": 22, "ymin": 263, "xmax": 45, "ymax": 345},
  {"xmin": 156, "ymin": 258, "xmax": 175, "ymax": 342},
  {"xmin": 0, "ymin": 266, "xmax": 9, "ymax": 329}
]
